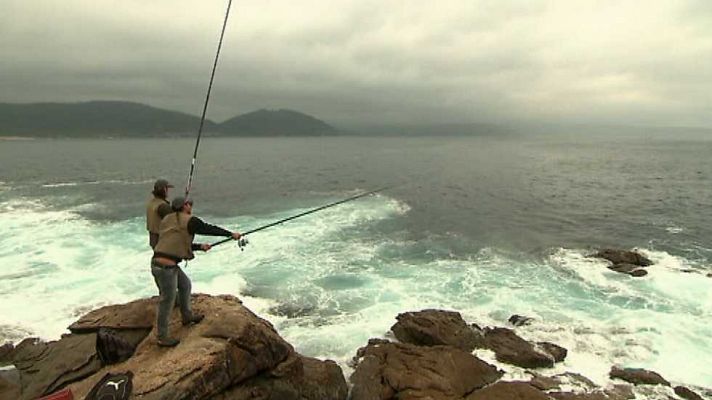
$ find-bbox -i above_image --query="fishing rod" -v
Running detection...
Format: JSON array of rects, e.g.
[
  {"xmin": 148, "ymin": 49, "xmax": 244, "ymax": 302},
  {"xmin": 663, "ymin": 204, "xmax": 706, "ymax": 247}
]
[
  {"xmin": 185, "ymin": 0, "xmax": 233, "ymax": 198},
  {"xmin": 210, "ymin": 186, "xmax": 392, "ymax": 248}
]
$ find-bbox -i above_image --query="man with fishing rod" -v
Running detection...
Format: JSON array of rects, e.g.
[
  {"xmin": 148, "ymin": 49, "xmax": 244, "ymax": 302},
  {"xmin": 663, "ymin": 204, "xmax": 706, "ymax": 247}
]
[{"xmin": 151, "ymin": 196, "xmax": 241, "ymax": 347}]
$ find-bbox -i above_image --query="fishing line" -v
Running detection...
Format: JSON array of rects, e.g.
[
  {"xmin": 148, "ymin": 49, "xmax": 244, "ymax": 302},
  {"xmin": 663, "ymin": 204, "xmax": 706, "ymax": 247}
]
[
  {"xmin": 185, "ymin": 0, "xmax": 233, "ymax": 198},
  {"xmin": 210, "ymin": 186, "xmax": 393, "ymax": 248}
]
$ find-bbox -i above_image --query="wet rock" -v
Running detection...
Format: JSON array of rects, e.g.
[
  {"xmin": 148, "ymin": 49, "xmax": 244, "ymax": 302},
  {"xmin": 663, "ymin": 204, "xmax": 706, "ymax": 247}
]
[
  {"xmin": 609, "ymin": 366, "xmax": 670, "ymax": 386},
  {"xmin": 538, "ymin": 342, "xmax": 568, "ymax": 362},
  {"xmin": 509, "ymin": 314, "xmax": 535, "ymax": 327},
  {"xmin": 549, "ymin": 391, "xmax": 609, "ymax": 400},
  {"xmin": 12, "ymin": 333, "xmax": 102, "ymax": 400},
  {"xmin": 350, "ymin": 340, "xmax": 502, "ymax": 400},
  {"xmin": 0, "ymin": 342, "xmax": 13, "ymax": 366},
  {"xmin": 605, "ymin": 384, "xmax": 636, "ymax": 400},
  {"xmin": 390, "ymin": 309, "xmax": 484, "ymax": 351},
  {"xmin": 607, "ymin": 264, "xmax": 648, "ymax": 277},
  {"xmin": 483, "ymin": 327, "xmax": 557, "ymax": 368},
  {"xmin": 674, "ymin": 385, "xmax": 704, "ymax": 400},
  {"xmin": 707, "ymin": 273, "xmax": 712, "ymax": 278},
  {"xmin": 466, "ymin": 381, "xmax": 550, "ymax": 399},
  {"xmin": 63, "ymin": 294, "xmax": 346, "ymax": 400},
  {"xmin": 592, "ymin": 249, "xmax": 652, "ymax": 267}
]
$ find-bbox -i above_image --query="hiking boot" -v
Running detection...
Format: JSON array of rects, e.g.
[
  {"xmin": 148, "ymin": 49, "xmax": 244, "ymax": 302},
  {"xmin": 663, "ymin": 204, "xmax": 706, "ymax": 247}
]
[
  {"xmin": 157, "ymin": 337, "xmax": 180, "ymax": 347},
  {"xmin": 182, "ymin": 313, "xmax": 205, "ymax": 326}
]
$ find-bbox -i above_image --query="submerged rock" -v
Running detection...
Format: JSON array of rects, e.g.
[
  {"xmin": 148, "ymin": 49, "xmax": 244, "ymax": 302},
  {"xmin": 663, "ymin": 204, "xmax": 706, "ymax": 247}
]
[
  {"xmin": 609, "ymin": 366, "xmax": 670, "ymax": 386},
  {"xmin": 390, "ymin": 309, "xmax": 484, "ymax": 351},
  {"xmin": 350, "ymin": 340, "xmax": 502, "ymax": 400},
  {"xmin": 509, "ymin": 314, "xmax": 535, "ymax": 327},
  {"xmin": 607, "ymin": 263, "xmax": 648, "ymax": 277},
  {"xmin": 592, "ymin": 249, "xmax": 653, "ymax": 267}
]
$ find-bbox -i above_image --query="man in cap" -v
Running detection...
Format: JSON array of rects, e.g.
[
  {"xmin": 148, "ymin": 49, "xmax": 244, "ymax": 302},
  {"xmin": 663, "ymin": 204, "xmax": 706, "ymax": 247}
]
[
  {"xmin": 146, "ymin": 179, "xmax": 174, "ymax": 249},
  {"xmin": 151, "ymin": 196, "xmax": 241, "ymax": 347}
]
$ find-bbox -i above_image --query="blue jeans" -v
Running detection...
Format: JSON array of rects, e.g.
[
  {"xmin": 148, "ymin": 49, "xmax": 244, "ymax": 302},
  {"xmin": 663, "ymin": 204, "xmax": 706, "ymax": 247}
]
[{"xmin": 151, "ymin": 261, "xmax": 193, "ymax": 339}]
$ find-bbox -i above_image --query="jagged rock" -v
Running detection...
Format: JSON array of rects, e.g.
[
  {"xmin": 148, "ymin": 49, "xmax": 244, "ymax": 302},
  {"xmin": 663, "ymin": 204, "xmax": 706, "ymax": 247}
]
[
  {"xmin": 213, "ymin": 354, "xmax": 347, "ymax": 400},
  {"xmin": 538, "ymin": 342, "xmax": 568, "ymax": 362},
  {"xmin": 674, "ymin": 386, "xmax": 703, "ymax": 400},
  {"xmin": 0, "ymin": 342, "xmax": 13, "ymax": 366},
  {"xmin": 12, "ymin": 333, "xmax": 102, "ymax": 399},
  {"xmin": 466, "ymin": 381, "xmax": 550, "ymax": 399},
  {"xmin": 609, "ymin": 366, "xmax": 670, "ymax": 386},
  {"xmin": 509, "ymin": 314, "xmax": 535, "ymax": 327},
  {"xmin": 64, "ymin": 294, "xmax": 345, "ymax": 400},
  {"xmin": 390, "ymin": 309, "xmax": 484, "ymax": 351},
  {"xmin": 592, "ymin": 249, "xmax": 652, "ymax": 267},
  {"xmin": 607, "ymin": 264, "xmax": 648, "ymax": 277},
  {"xmin": 350, "ymin": 340, "xmax": 502, "ymax": 400},
  {"xmin": 483, "ymin": 327, "xmax": 557, "ymax": 368},
  {"xmin": 605, "ymin": 384, "xmax": 636, "ymax": 400},
  {"xmin": 553, "ymin": 372, "xmax": 597, "ymax": 390}
]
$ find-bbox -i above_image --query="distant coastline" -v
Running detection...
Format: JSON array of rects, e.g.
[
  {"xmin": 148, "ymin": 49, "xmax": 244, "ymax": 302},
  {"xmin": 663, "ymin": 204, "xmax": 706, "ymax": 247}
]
[{"xmin": 0, "ymin": 136, "xmax": 34, "ymax": 141}]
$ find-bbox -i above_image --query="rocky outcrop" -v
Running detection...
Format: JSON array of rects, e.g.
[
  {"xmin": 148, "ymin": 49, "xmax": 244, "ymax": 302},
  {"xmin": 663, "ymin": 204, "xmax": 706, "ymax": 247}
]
[
  {"xmin": 607, "ymin": 264, "xmax": 648, "ymax": 277},
  {"xmin": 609, "ymin": 366, "xmax": 670, "ymax": 386},
  {"xmin": 350, "ymin": 340, "xmax": 502, "ymax": 400},
  {"xmin": 483, "ymin": 327, "xmax": 563, "ymax": 369},
  {"xmin": 0, "ymin": 342, "xmax": 13, "ymax": 366},
  {"xmin": 592, "ymin": 249, "xmax": 652, "ymax": 267},
  {"xmin": 8, "ymin": 294, "xmax": 347, "ymax": 400},
  {"xmin": 390, "ymin": 309, "xmax": 484, "ymax": 351}
]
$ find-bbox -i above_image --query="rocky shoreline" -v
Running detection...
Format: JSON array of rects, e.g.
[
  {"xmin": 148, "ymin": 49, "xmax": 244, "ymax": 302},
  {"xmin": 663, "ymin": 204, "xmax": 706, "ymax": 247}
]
[{"xmin": 0, "ymin": 290, "xmax": 710, "ymax": 400}]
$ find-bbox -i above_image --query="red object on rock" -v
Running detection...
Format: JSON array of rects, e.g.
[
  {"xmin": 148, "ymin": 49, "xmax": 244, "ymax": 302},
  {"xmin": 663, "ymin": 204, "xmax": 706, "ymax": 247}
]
[{"xmin": 37, "ymin": 388, "xmax": 74, "ymax": 400}]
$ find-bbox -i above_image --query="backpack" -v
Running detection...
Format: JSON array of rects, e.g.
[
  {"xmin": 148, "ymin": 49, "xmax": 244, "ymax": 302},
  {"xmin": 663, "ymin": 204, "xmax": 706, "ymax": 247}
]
[{"xmin": 84, "ymin": 371, "xmax": 133, "ymax": 400}]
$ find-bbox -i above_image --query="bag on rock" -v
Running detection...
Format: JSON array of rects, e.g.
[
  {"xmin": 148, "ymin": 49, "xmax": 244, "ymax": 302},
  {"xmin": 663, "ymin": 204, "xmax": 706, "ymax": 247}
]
[{"xmin": 84, "ymin": 371, "xmax": 133, "ymax": 400}]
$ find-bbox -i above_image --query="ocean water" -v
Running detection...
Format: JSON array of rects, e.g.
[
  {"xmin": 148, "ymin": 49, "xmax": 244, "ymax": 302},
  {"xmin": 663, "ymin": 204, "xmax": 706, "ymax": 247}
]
[{"xmin": 1, "ymin": 135, "xmax": 711, "ymax": 395}]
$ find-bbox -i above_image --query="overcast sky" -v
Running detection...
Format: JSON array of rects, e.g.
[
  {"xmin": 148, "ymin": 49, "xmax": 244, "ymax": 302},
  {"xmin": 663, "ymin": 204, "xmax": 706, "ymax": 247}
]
[{"xmin": 2, "ymin": 1, "xmax": 711, "ymax": 127}]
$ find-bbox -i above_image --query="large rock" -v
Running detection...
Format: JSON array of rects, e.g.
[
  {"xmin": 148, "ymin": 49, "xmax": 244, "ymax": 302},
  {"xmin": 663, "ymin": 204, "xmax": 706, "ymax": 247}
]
[
  {"xmin": 466, "ymin": 381, "xmax": 551, "ymax": 399},
  {"xmin": 483, "ymin": 327, "xmax": 562, "ymax": 369},
  {"xmin": 592, "ymin": 249, "xmax": 652, "ymax": 267},
  {"xmin": 0, "ymin": 342, "xmax": 13, "ymax": 366},
  {"xmin": 0, "ymin": 370, "xmax": 20, "ymax": 400},
  {"xmin": 609, "ymin": 366, "xmax": 670, "ymax": 386},
  {"xmin": 350, "ymin": 340, "xmax": 502, "ymax": 400},
  {"xmin": 12, "ymin": 334, "xmax": 102, "ymax": 399},
  {"xmin": 213, "ymin": 353, "xmax": 347, "ymax": 400},
  {"xmin": 391, "ymin": 309, "xmax": 484, "ymax": 351},
  {"xmin": 674, "ymin": 386, "xmax": 704, "ymax": 400},
  {"xmin": 62, "ymin": 294, "xmax": 346, "ymax": 400}
]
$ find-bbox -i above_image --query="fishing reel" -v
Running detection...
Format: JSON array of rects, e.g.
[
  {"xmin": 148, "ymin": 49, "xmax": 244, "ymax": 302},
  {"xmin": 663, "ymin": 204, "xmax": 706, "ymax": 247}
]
[{"xmin": 237, "ymin": 236, "xmax": 249, "ymax": 251}]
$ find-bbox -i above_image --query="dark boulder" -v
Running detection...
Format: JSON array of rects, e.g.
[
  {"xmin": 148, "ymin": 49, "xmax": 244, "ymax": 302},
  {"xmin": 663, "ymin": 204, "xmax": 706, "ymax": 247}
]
[
  {"xmin": 592, "ymin": 249, "xmax": 652, "ymax": 267},
  {"xmin": 350, "ymin": 340, "xmax": 502, "ymax": 400},
  {"xmin": 674, "ymin": 386, "xmax": 704, "ymax": 400},
  {"xmin": 509, "ymin": 314, "xmax": 535, "ymax": 327},
  {"xmin": 466, "ymin": 381, "xmax": 551, "ymax": 399},
  {"xmin": 483, "ymin": 327, "xmax": 559, "ymax": 369},
  {"xmin": 390, "ymin": 309, "xmax": 484, "ymax": 351},
  {"xmin": 609, "ymin": 366, "xmax": 670, "ymax": 386}
]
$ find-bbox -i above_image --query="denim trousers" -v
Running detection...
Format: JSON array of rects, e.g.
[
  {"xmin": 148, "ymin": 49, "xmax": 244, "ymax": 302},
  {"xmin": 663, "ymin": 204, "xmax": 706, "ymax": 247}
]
[{"xmin": 150, "ymin": 261, "xmax": 192, "ymax": 339}]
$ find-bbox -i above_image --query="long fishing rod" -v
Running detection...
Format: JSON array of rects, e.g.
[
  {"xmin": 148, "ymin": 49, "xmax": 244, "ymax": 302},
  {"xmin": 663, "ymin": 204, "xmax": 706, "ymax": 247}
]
[
  {"xmin": 211, "ymin": 187, "xmax": 392, "ymax": 248},
  {"xmin": 185, "ymin": 0, "xmax": 233, "ymax": 198}
]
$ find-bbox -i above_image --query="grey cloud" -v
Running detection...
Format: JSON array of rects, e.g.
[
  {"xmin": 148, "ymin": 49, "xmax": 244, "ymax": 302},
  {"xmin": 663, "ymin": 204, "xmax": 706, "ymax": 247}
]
[{"xmin": 1, "ymin": 0, "xmax": 711, "ymax": 128}]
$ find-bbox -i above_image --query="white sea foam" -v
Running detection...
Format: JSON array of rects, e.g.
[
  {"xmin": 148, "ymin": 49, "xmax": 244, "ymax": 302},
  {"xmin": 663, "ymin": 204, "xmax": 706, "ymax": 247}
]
[
  {"xmin": 0, "ymin": 197, "xmax": 711, "ymax": 391},
  {"xmin": 41, "ymin": 179, "xmax": 154, "ymax": 188}
]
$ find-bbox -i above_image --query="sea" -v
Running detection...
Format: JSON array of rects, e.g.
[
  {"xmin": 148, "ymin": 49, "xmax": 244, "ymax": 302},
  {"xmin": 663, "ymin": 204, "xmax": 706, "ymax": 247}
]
[{"xmin": 1, "ymin": 133, "xmax": 711, "ymax": 395}]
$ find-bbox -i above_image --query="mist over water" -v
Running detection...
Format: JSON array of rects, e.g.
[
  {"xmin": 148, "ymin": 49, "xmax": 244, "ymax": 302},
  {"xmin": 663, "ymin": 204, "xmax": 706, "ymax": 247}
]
[{"xmin": 1, "ymin": 135, "xmax": 711, "ymax": 391}]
